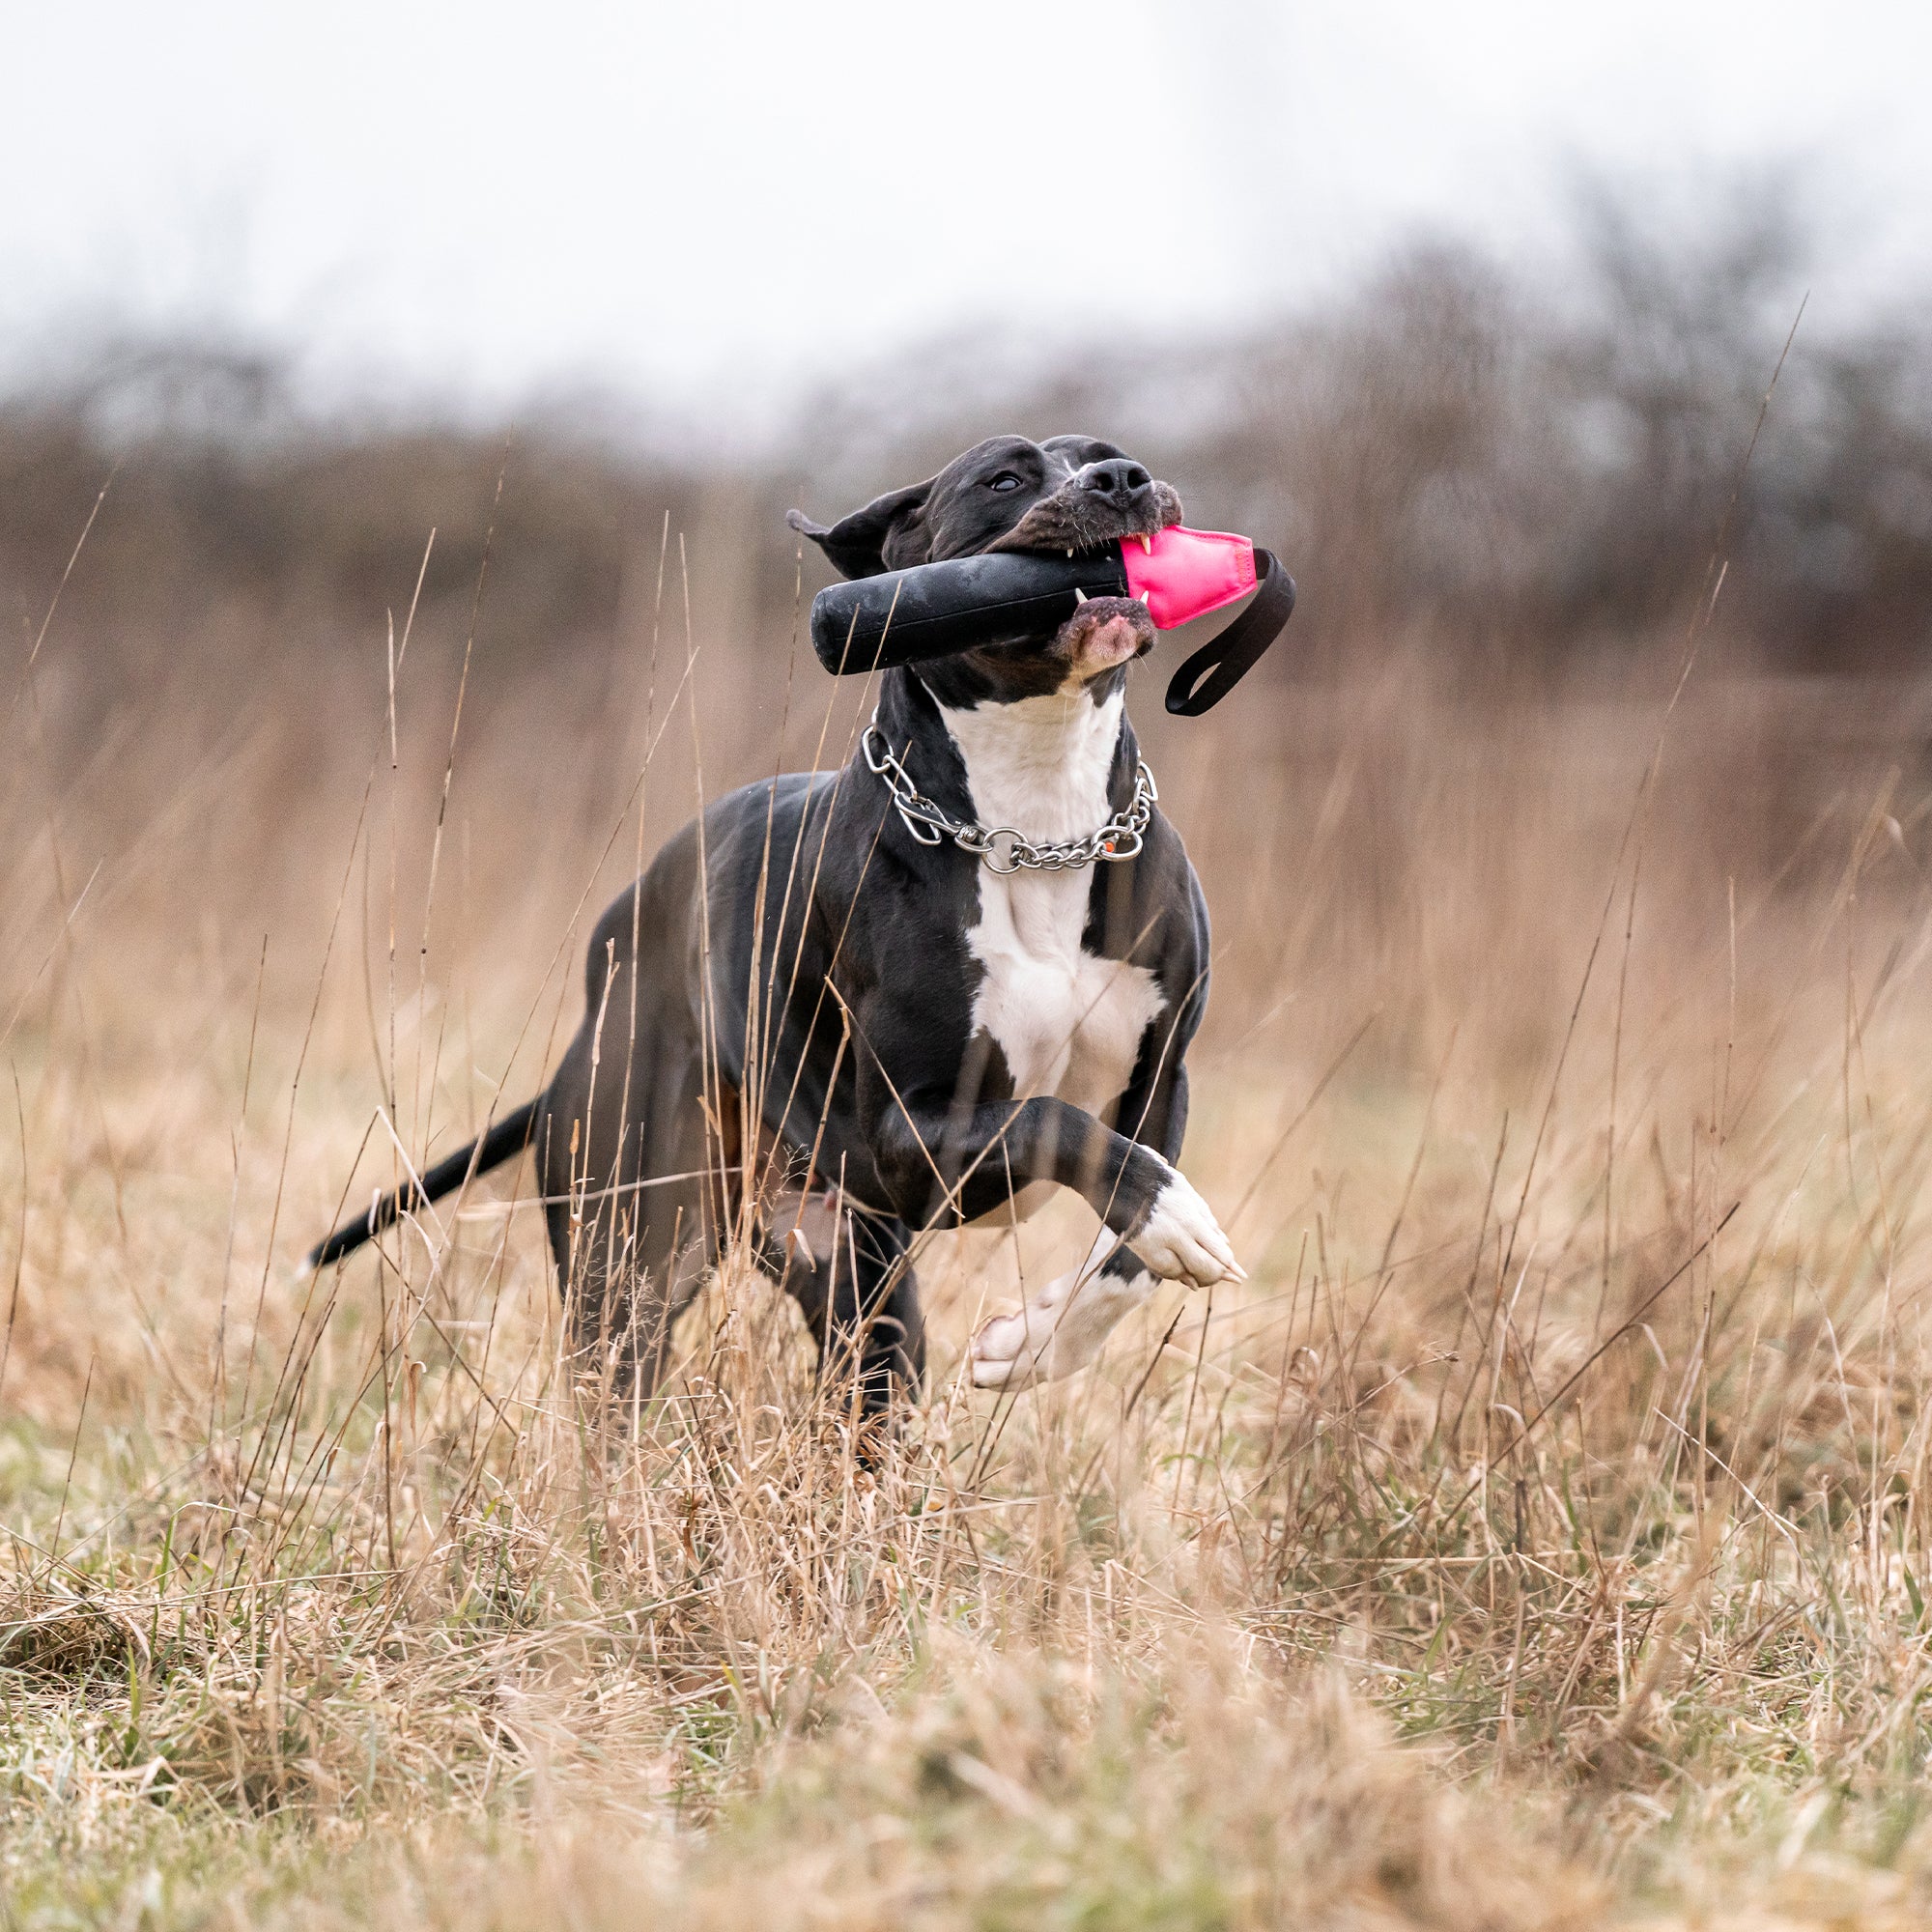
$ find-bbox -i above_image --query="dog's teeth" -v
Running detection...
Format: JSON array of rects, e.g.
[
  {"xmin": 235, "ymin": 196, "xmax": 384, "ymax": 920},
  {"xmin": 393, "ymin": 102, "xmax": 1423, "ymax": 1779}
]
[
  {"xmin": 1138, "ymin": 533, "xmax": 1153, "ymax": 554},
  {"xmin": 1066, "ymin": 548, "xmax": 1074, "ymax": 557},
  {"xmin": 1138, "ymin": 589, "xmax": 1150, "ymax": 604},
  {"xmin": 1073, "ymin": 586, "xmax": 1088, "ymax": 603}
]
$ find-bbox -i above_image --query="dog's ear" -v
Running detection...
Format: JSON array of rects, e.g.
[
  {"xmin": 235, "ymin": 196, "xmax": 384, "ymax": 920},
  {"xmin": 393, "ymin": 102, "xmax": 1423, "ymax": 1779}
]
[{"xmin": 786, "ymin": 480, "xmax": 932, "ymax": 580}]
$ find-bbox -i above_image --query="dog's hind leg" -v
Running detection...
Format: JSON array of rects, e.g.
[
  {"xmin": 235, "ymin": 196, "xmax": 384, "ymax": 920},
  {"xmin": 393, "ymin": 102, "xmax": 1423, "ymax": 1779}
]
[
  {"xmin": 536, "ymin": 1059, "xmax": 717, "ymax": 1416},
  {"xmin": 539, "ymin": 886, "xmax": 722, "ymax": 1412},
  {"xmin": 559, "ymin": 1179, "xmax": 711, "ymax": 1410}
]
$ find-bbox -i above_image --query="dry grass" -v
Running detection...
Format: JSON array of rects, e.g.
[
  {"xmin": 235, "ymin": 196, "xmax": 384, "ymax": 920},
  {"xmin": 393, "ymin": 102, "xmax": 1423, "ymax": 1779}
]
[{"xmin": 3, "ymin": 542, "xmax": 1932, "ymax": 1928}]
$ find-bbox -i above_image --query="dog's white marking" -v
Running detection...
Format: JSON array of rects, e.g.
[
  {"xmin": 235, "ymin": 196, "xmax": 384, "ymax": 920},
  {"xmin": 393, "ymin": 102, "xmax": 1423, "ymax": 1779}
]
[
  {"xmin": 966, "ymin": 1176, "xmax": 1242, "ymax": 1388},
  {"xmin": 936, "ymin": 681, "xmax": 1239, "ymax": 1386},
  {"xmin": 969, "ymin": 1229, "xmax": 1156, "ymax": 1388},
  {"xmin": 1129, "ymin": 1173, "xmax": 1242, "ymax": 1286},
  {"xmin": 936, "ymin": 687, "xmax": 1166, "ymax": 1130}
]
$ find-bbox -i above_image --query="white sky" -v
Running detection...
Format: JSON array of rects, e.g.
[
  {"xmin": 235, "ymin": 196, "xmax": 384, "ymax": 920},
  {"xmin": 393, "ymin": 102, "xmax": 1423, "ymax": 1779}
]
[{"xmin": 6, "ymin": 0, "xmax": 1928, "ymax": 427}]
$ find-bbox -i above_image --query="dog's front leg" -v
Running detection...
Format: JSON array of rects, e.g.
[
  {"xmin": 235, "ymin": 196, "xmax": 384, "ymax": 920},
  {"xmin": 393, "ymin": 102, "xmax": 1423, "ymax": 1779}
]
[
  {"xmin": 960, "ymin": 1064, "xmax": 1229, "ymax": 1390},
  {"xmin": 768, "ymin": 1192, "xmax": 924, "ymax": 1418},
  {"xmin": 867, "ymin": 1084, "xmax": 1239, "ymax": 1388},
  {"xmin": 967, "ymin": 1227, "xmax": 1167, "ymax": 1390}
]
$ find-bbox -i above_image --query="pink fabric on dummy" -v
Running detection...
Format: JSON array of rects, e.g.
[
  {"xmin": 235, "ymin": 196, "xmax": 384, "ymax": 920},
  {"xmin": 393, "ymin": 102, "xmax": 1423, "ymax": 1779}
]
[{"xmin": 1120, "ymin": 525, "xmax": 1257, "ymax": 630}]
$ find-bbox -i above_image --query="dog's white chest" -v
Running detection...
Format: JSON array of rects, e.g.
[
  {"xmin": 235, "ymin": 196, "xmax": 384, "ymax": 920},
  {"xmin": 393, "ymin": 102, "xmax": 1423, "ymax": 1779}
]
[
  {"xmin": 967, "ymin": 871, "xmax": 1163, "ymax": 1112},
  {"xmin": 939, "ymin": 690, "xmax": 1166, "ymax": 1117}
]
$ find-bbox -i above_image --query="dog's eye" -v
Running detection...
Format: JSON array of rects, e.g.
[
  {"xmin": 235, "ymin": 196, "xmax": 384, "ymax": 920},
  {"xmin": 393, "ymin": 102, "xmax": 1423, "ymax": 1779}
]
[{"xmin": 986, "ymin": 472, "xmax": 1023, "ymax": 494}]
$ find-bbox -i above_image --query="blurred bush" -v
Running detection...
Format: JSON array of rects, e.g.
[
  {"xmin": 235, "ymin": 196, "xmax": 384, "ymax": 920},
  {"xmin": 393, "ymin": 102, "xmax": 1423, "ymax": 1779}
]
[{"xmin": 2, "ymin": 171, "xmax": 1927, "ymax": 737}]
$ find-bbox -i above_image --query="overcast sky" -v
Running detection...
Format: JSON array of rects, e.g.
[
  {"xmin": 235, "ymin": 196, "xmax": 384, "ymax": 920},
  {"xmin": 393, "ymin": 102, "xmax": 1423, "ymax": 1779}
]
[{"xmin": 6, "ymin": 0, "xmax": 1928, "ymax": 427}]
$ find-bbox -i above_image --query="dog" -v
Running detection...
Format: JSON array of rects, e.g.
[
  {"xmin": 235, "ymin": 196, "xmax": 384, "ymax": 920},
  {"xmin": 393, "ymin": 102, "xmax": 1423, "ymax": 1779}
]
[{"xmin": 308, "ymin": 433, "xmax": 1243, "ymax": 1414}]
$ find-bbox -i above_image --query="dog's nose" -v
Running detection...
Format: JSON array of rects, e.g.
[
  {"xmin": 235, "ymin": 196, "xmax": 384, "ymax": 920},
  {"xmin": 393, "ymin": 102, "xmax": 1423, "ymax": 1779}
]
[{"xmin": 1077, "ymin": 459, "xmax": 1154, "ymax": 504}]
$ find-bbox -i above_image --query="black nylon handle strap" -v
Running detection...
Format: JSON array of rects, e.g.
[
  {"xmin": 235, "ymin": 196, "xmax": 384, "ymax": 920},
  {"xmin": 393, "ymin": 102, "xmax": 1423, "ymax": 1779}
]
[{"xmin": 1162, "ymin": 547, "xmax": 1296, "ymax": 717}]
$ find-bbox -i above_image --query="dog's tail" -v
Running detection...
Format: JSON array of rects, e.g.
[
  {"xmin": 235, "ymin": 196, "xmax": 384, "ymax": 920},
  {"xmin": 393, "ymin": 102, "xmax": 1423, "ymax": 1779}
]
[{"xmin": 306, "ymin": 1096, "xmax": 541, "ymax": 1271}]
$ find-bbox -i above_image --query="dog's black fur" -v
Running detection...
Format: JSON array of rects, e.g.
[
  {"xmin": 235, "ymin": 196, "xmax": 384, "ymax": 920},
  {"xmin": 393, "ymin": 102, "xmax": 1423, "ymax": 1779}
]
[{"xmin": 309, "ymin": 435, "xmax": 1216, "ymax": 1416}]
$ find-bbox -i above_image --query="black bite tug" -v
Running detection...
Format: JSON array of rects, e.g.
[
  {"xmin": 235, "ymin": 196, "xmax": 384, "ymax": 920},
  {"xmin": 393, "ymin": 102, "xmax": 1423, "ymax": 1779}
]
[{"xmin": 308, "ymin": 434, "xmax": 1252, "ymax": 1425}]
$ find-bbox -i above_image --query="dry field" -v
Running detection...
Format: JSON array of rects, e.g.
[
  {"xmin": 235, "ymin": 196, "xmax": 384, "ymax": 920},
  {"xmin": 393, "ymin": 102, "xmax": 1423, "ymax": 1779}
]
[{"xmin": 4, "ymin": 533, "xmax": 1932, "ymax": 1927}]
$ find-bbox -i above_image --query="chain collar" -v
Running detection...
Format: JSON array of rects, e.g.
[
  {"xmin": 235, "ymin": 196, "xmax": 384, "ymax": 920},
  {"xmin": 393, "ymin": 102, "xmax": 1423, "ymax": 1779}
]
[{"xmin": 861, "ymin": 710, "xmax": 1157, "ymax": 874}]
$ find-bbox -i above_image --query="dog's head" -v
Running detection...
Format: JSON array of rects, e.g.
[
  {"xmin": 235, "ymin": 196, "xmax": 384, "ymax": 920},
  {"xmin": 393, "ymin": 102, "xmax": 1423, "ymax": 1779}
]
[{"xmin": 789, "ymin": 435, "xmax": 1184, "ymax": 703}]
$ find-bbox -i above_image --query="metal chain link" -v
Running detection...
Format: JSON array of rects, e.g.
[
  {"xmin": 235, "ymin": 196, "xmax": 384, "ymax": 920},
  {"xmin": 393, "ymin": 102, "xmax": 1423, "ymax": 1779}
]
[{"xmin": 862, "ymin": 711, "xmax": 1157, "ymax": 874}]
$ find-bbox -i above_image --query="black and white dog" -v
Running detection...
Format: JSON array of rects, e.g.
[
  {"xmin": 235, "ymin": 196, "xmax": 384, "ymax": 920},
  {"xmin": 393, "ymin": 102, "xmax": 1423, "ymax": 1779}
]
[{"xmin": 309, "ymin": 435, "xmax": 1242, "ymax": 1412}]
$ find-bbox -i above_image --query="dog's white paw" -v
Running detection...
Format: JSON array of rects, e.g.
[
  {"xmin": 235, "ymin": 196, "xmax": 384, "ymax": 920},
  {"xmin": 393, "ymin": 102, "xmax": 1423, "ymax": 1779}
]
[
  {"xmin": 969, "ymin": 1261, "xmax": 1153, "ymax": 1390},
  {"xmin": 968, "ymin": 1298, "xmax": 1060, "ymax": 1391},
  {"xmin": 1127, "ymin": 1174, "xmax": 1244, "ymax": 1290}
]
